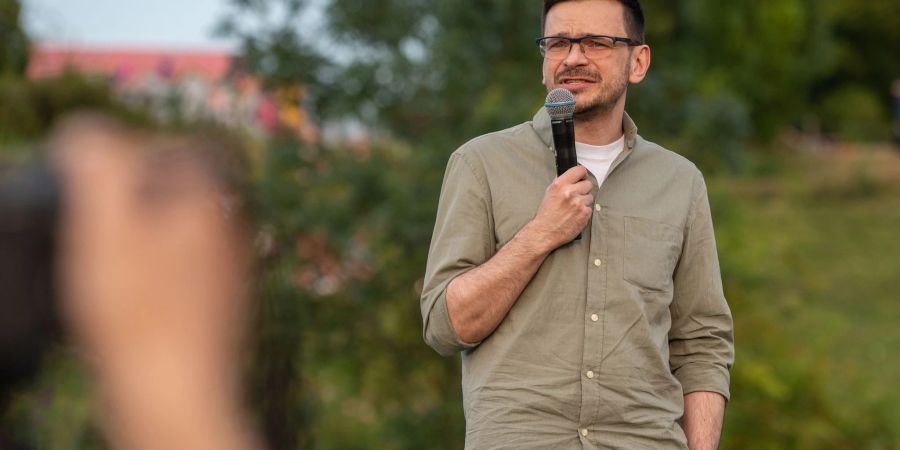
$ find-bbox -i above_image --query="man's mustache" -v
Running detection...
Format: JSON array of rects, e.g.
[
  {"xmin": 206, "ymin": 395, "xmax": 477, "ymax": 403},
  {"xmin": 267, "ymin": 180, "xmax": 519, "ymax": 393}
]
[{"xmin": 555, "ymin": 68, "xmax": 602, "ymax": 84}]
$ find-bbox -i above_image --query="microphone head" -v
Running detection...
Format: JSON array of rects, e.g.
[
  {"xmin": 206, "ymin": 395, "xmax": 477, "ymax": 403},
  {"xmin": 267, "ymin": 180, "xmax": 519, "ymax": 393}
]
[{"xmin": 544, "ymin": 88, "xmax": 576, "ymax": 120}]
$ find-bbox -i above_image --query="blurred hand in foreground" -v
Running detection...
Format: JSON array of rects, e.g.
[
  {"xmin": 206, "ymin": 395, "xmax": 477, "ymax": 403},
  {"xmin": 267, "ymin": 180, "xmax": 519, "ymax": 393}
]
[{"xmin": 53, "ymin": 116, "xmax": 262, "ymax": 450}]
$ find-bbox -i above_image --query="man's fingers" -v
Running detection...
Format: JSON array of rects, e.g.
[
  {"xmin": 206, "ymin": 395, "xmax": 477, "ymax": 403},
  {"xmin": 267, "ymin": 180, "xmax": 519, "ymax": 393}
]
[
  {"xmin": 558, "ymin": 165, "xmax": 588, "ymax": 183},
  {"xmin": 580, "ymin": 194, "xmax": 594, "ymax": 207},
  {"xmin": 573, "ymin": 179, "xmax": 593, "ymax": 195}
]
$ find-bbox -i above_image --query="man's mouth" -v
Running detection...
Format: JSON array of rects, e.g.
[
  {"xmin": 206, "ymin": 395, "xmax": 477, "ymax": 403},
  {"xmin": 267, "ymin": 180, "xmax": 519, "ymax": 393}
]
[{"xmin": 557, "ymin": 77, "xmax": 597, "ymax": 89}]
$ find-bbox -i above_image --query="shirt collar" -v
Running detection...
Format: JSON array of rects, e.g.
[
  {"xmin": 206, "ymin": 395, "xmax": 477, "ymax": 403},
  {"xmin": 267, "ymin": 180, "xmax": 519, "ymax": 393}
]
[{"xmin": 532, "ymin": 107, "xmax": 638, "ymax": 152}]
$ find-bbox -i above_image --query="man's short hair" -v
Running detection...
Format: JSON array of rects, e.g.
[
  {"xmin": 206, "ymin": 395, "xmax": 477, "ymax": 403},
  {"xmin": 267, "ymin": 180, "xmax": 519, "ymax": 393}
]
[{"xmin": 542, "ymin": 0, "xmax": 645, "ymax": 43}]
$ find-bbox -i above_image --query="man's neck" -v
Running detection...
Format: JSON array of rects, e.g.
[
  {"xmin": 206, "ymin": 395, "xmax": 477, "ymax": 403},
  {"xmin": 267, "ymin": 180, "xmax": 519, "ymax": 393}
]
[{"xmin": 573, "ymin": 101, "xmax": 626, "ymax": 146}]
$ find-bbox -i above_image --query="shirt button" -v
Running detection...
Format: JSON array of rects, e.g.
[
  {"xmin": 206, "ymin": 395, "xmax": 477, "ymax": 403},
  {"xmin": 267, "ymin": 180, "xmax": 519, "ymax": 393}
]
[
  {"xmin": 593, "ymin": 259, "xmax": 602, "ymax": 267},
  {"xmin": 586, "ymin": 370, "xmax": 595, "ymax": 379},
  {"xmin": 581, "ymin": 428, "xmax": 589, "ymax": 437},
  {"xmin": 590, "ymin": 314, "xmax": 599, "ymax": 322},
  {"xmin": 595, "ymin": 204, "xmax": 602, "ymax": 212}
]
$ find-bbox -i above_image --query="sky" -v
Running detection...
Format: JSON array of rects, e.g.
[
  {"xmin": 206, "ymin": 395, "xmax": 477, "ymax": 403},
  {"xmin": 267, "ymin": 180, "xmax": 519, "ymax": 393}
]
[{"xmin": 22, "ymin": 0, "xmax": 236, "ymax": 50}]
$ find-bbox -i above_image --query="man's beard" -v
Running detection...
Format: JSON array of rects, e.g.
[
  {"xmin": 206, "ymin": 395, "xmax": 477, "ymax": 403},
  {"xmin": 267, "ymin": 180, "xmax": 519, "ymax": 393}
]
[{"xmin": 555, "ymin": 63, "xmax": 630, "ymax": 123}]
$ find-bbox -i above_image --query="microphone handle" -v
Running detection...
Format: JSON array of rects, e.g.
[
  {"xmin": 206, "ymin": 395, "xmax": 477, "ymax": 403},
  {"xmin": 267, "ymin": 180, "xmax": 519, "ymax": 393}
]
[
  {"xmin": 551, "ymin": 118, "xmax": 577, "ymax": 176},
  {"xmin": 551, "ymin": 117, "xmax": 581, "ymax": 241}
]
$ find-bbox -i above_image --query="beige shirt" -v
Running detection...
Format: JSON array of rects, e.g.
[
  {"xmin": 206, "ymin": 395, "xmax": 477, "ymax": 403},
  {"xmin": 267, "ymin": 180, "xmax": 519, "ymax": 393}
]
[{"xmin": 421, "ymin": 108, "xmax": 734, "ymax": 449}]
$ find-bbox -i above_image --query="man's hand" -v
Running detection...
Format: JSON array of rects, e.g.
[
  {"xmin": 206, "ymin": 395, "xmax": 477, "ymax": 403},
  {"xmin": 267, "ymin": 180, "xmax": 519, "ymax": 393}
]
[
  {"xmin": 54, "ymin": 117, "xmax": 261, "ymax": 450},
  {"xmin": 525, "ymin": 165, "xmax": 593, "ymax": 251}
]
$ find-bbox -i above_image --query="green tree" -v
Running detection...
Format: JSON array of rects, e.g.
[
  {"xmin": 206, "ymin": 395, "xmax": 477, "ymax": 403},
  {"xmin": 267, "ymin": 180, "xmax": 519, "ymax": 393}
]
[
  {"xmin": 0, "ymin": 0, "xmax": 29, "ymax": 76},
  {"xmin": 629, "ymin": 0, "xmax": 837, "ymax": 171},
  {"xmin": 324, "ymin": 0, "xmax": 546, "ymax": 146},
  {"xmin": 810, "ymin": 0, "xmax": 900, "ymax": 140},
  {"xmin": 216, "ymin": 0, "xmax": 329, "ymax": 91},
  {"xmin": 220, "ymin": 0, "xmax": 547, "ymax": 148}
]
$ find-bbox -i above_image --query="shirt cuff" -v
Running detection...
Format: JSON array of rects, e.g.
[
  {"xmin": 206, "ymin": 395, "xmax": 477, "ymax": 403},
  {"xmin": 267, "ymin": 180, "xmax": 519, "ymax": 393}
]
[
  {"xmin": 674, "ymin": 361, "xmax": 732, "ymax": 402},
  {"xmin": 425, "ymin": 289, "xmax": 481, "ymax": 356}
]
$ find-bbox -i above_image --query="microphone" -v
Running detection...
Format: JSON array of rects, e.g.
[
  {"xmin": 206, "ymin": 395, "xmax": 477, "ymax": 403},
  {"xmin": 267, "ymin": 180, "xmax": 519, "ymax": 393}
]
[
  {"xmin": 544, "ymin": 88, "xmax": 581, "ymax": 241},
  {"xmin": 545, "ymin": 88, "xmax": 577, "ymax": 176}
]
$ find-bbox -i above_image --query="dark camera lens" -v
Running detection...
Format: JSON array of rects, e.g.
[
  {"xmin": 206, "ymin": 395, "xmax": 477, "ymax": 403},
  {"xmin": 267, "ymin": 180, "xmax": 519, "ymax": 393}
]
[{"xmin": 0, "ymin": 160, "xmax": 61, "ymax": 391}]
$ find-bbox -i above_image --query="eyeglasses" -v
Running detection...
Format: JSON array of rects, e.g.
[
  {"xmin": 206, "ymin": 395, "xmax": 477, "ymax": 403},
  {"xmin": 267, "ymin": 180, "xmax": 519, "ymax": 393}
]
[{"xmin": 536, "ymin": 34, "xmax": 642, "ymax": 60}]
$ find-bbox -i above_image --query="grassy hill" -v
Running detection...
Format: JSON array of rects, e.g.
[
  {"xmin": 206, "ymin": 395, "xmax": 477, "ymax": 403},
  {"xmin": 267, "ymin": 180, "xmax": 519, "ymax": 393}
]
[{"xmin": 716, "ymin": 143, "xmax": 900, "ymax": 449}]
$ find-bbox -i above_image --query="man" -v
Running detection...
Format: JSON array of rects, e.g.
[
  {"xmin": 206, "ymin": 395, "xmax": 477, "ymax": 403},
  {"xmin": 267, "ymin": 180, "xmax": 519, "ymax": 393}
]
[{"xmin": 420, "ymin": 0, "xmax": 734, "ymax": 449}]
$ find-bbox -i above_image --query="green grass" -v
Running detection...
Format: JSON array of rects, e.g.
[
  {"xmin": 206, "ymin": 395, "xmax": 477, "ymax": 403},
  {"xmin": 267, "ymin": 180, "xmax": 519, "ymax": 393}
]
[{"xmin": 715, "ymin": 145, "xmax": 900, "ymax": 449}]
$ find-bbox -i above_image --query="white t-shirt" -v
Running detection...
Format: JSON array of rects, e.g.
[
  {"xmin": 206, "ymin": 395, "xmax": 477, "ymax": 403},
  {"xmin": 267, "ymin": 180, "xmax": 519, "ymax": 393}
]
[{"xmin": 576, "ymin": 135, "xmax": 625, "ymax": 187}]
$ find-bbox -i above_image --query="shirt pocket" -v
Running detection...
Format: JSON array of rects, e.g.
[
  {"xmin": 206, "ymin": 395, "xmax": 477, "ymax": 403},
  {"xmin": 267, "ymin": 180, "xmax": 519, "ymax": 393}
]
[{"xmin": 623, "ymin": 216, "xmax": 683, "ymax": 292}]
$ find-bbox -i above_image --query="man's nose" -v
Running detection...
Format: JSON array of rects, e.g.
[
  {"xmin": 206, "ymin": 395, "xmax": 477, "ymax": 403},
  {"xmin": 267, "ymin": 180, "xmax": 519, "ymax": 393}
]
[{"xmin": 563, "ymin": 42, "xmax": 589, "ymax": 67}]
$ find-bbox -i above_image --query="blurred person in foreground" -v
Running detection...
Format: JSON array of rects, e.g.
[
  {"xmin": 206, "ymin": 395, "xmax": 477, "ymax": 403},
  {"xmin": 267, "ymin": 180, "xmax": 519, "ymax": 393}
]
[
  {"xmin": 420, "ymin": 1, "xmax": 734, "ymax": 449},
  {"xmin": 1, "ymin": 115, "xmax": 263, "ymax": 450}
]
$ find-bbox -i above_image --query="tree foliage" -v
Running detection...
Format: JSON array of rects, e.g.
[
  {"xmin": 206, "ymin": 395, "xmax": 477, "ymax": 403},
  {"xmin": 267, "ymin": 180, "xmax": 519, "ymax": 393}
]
[
  {"xmin": 0, "ymin": 0, "xmax": 29, "ymax": 76},
  {"xmin": 220, "ymin": 0, "xmax": 898, "ymax": 172}
]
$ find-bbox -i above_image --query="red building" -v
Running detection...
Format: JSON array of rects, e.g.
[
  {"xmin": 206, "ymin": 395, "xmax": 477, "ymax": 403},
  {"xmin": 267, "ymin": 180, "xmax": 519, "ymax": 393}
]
[
  {"xmin": 25, "ymin": 43, "xmax": 318, "ymax": 140},
  {"xmin": 27, "ymin": 43, "xmax": 233, "ymax": 83}
]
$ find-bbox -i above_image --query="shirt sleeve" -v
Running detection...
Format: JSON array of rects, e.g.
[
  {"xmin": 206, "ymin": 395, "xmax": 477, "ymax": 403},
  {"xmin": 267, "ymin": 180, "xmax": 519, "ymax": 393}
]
[
  {"xmin": 421, "ymin": 151, "xmax": 497, "ymax": 356},
  {"xmin": 669, "ymin": 172, "xmax": 735, "ymax": 400}
]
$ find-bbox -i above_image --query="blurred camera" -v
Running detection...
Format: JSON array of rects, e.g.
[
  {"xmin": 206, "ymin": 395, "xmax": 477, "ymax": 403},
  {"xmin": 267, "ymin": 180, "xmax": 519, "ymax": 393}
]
[{"xmin": 0, "ymin": 159, "xmax": 61, "ymax": 394}]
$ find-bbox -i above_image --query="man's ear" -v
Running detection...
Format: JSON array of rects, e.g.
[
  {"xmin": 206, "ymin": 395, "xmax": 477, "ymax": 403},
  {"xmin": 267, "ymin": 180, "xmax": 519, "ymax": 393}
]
[{"xmin": 628, "ymin": 45, "xmax": 651, "ymax": 84}]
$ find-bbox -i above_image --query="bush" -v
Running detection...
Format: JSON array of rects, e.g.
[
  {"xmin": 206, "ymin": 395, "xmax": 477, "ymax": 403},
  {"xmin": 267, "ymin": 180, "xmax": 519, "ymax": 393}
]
[
  {"xmin": 0, "ymin": 72, "xmax": 151, "ymax": 154},
  {"xmin": 819, "ymin": 85, "xmax": 891, "ymax": 141}
]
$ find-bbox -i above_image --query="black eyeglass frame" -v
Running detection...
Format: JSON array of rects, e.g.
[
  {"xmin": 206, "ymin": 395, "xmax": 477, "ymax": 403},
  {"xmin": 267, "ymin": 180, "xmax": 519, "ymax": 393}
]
[{"xmin": 535, "ymin": 34, "xmax": 644, "ymax": 57}]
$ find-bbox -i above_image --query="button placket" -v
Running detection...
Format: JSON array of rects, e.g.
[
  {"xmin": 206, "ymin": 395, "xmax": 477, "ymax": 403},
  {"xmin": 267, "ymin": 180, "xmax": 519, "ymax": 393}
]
[{"xmin": 579, "ymin": 203, "xmax": 607, "ymax": 430}]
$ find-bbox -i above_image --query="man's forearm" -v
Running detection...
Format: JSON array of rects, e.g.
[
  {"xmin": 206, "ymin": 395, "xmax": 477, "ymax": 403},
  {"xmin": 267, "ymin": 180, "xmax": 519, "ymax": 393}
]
[
  {"xmin": 442, "ymin": 164, "xmax": 593, "ymax": 345},
  {"xmin": 682, "ymin": 391, "xmax": 726, "ymax": 450},
  {"xmin": 446, "ymin": 221, "xmax": 554, "ymax": 344}
]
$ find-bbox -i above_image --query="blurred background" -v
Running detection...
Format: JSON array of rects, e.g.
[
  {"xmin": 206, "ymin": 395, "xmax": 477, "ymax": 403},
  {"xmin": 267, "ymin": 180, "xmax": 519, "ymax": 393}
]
[{"xmin": 1, "ymin": 0, "xmax": 899, "ymax": 448}]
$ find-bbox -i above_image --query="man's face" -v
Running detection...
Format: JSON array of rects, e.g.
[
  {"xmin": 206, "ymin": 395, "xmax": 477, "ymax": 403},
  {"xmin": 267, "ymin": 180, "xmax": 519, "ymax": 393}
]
[{"xmin": 541, "ymin": 0, "xmax": 634, "ymax": 119}]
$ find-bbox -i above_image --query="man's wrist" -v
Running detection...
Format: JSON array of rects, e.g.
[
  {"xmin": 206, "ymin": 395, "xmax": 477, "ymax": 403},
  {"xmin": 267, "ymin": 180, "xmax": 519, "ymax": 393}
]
[{"xmin": 516, "ymin": 220, "xmax": 558, "ymax": 256}]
